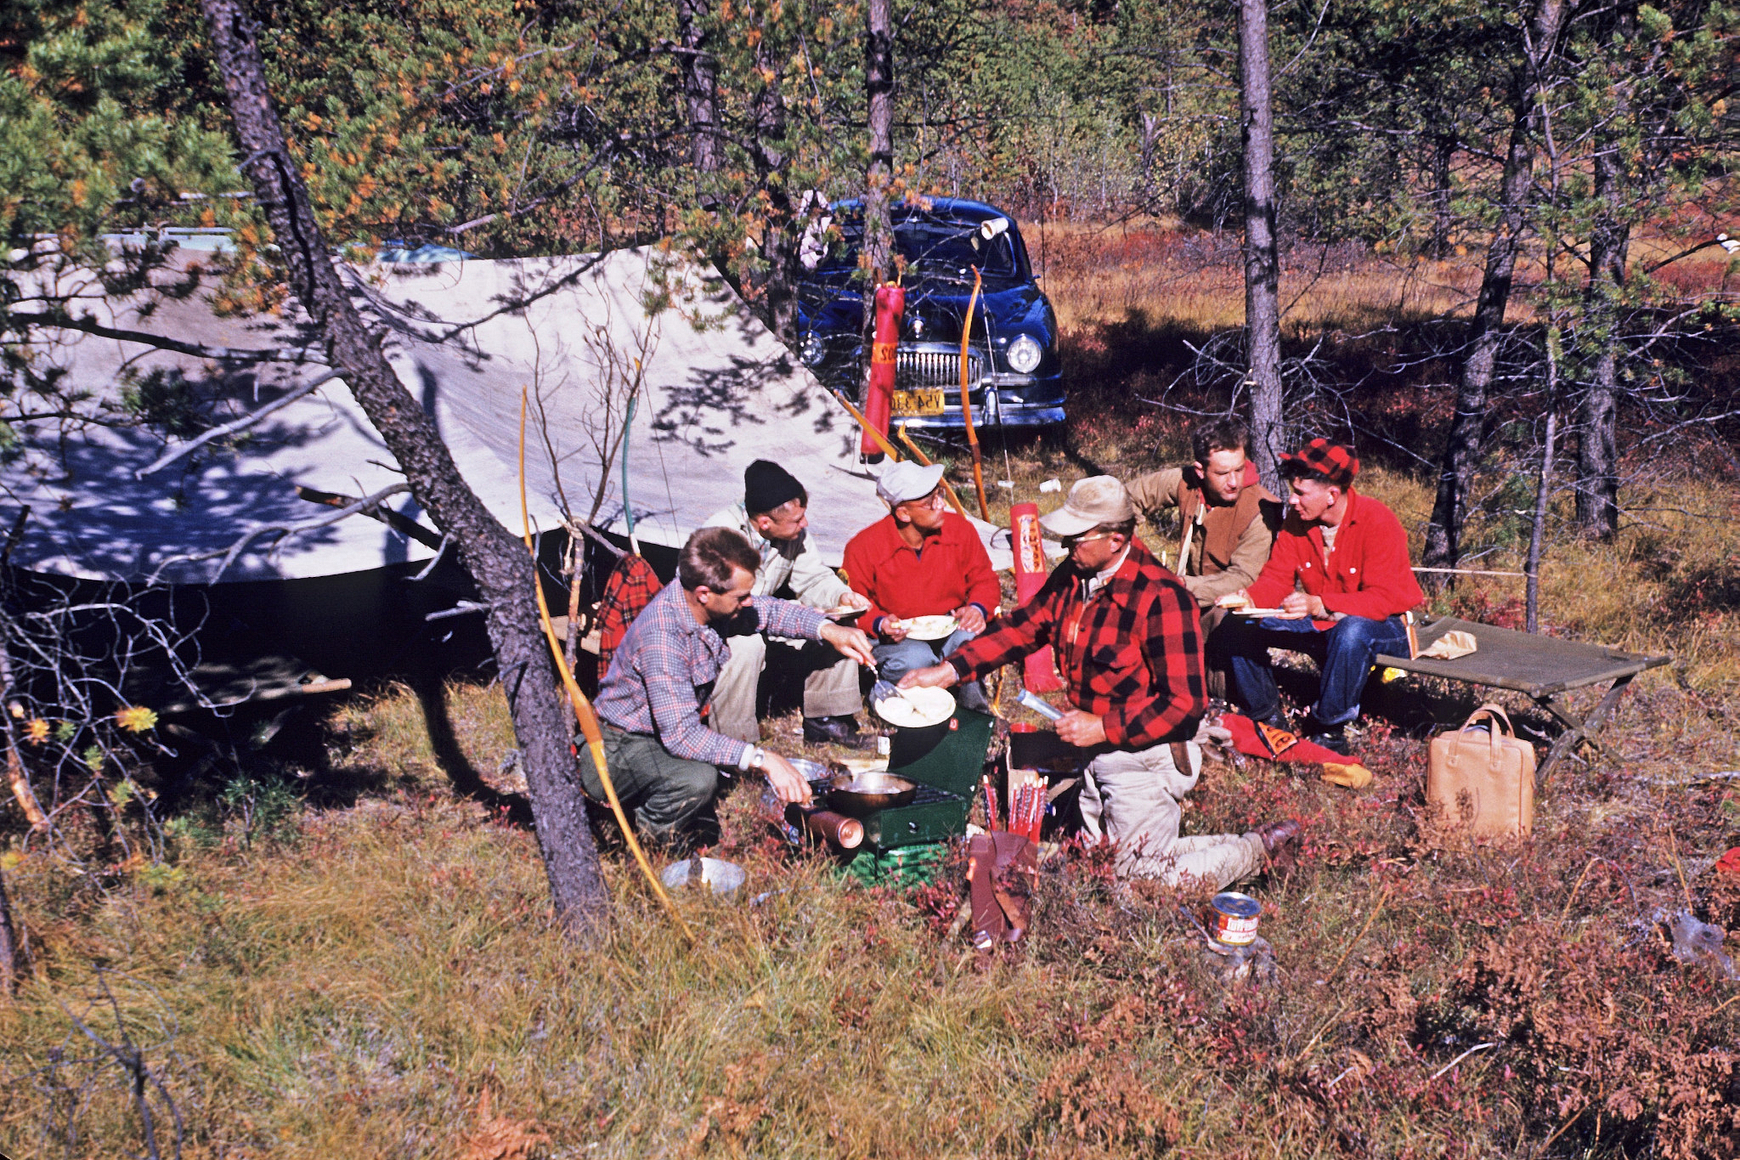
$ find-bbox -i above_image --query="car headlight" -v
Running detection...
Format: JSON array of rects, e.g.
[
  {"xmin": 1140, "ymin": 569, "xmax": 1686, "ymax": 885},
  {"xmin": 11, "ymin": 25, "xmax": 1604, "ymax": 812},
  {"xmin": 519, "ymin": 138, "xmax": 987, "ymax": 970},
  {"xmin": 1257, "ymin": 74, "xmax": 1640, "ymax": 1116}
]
[
  {"xmin": 1005, "ymin": 334, "xmax": 1043, "ymax": 375},
  {"xmin": 800, "ymin": 332, "xmax": 827, "ymax": 367}
]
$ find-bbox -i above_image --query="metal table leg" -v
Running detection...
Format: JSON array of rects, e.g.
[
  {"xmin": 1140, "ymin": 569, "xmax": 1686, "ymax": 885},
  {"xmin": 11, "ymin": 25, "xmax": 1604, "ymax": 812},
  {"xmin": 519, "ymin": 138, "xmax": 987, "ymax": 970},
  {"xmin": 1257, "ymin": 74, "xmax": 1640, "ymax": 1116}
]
[{"xmin": 1536, "ymin": 674, "xmax": 1635, "ymax": 789}]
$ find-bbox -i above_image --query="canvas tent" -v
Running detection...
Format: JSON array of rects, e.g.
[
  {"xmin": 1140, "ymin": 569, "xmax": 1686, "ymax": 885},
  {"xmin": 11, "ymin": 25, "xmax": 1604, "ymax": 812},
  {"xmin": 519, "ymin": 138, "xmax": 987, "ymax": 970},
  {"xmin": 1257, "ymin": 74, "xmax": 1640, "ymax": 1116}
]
[
  {"xmin": 5, "ymin": 247, "xmax": 944, "ymax": 583},
  {"xmin": 5, "ymin": 248, "xmax": 1012, "ymax": 698}
]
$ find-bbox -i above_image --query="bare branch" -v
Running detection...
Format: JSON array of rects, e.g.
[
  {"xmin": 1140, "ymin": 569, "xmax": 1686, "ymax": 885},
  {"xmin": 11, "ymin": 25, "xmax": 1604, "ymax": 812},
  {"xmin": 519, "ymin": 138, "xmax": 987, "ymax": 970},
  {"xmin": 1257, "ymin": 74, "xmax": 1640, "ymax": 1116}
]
[
  {"xmin": 294, "ymin": 484, "xmax": 443, "ymax": 548},
  {"xmin": 33, "ymin": 312, "xmax": 325, "ymax": 366},
  {"xmin": 135, "ymin": 370, "xmax": 343, "ymax": 478},
  {"xmin": 148, "ymin": 482, "xmax": 412, "ymax": 583}
]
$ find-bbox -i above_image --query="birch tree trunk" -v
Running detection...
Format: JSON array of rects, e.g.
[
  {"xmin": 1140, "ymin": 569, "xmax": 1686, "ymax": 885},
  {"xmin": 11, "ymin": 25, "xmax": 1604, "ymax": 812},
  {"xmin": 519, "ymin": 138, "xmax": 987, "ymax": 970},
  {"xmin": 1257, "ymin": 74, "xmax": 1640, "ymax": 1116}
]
[
  {"xmin": 1576, "ymin": 123, "xmax": 1629, "ymax": 538},
  {"xmin": 199, "ymin": 0, "xmax": 610, "ymax": 938}
]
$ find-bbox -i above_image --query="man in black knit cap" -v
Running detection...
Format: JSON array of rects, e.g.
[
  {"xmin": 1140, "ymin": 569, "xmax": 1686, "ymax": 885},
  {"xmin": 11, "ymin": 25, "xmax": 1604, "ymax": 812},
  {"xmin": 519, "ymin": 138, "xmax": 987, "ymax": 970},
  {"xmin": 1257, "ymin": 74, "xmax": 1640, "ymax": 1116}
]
[{"xmin": 701, "ymin": 461, "xmax": 872, "ymax": 748}]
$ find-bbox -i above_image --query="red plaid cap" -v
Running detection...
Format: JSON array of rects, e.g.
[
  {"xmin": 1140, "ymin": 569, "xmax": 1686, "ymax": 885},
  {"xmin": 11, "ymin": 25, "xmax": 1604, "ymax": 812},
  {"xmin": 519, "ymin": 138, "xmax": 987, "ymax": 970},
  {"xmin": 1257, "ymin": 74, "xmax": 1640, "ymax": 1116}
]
[{"xmin": 1280, "ymin": 438, "xmax": 1359, "ymax": 488}]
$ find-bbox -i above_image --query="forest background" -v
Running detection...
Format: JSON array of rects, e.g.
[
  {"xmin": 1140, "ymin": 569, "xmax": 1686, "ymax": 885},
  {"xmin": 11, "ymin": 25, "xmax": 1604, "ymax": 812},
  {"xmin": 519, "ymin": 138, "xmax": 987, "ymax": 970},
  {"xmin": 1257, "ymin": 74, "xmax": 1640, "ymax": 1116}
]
[{"xmin": 5, "ymin": 0, "xmax": 1740, "ymax": 1156}]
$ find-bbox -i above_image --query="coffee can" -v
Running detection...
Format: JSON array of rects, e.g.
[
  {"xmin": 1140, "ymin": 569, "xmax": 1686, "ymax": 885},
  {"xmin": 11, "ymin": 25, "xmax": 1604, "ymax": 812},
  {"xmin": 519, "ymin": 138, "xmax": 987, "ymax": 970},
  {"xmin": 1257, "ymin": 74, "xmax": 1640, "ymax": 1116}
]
[{"xmin": 1210, "ymin": 892, "xmax": 1262, "ymax": 946}]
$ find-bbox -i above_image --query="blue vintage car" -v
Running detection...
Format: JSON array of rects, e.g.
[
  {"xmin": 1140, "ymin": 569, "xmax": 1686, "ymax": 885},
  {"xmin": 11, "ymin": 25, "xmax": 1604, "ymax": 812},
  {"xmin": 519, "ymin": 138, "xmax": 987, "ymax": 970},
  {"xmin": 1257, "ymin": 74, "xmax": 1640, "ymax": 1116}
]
[{"xmin": 794, "ymin": 197, "xmax": 1064, "ymax": 429}]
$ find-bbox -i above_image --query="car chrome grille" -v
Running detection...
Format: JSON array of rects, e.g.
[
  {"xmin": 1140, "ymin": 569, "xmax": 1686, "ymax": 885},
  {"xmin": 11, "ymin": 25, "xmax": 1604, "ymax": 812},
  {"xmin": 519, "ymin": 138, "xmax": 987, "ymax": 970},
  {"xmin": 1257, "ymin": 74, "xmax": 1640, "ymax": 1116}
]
[{"xmin": 897, "ymin": 345, "xmax": 982, "ymax": 390}]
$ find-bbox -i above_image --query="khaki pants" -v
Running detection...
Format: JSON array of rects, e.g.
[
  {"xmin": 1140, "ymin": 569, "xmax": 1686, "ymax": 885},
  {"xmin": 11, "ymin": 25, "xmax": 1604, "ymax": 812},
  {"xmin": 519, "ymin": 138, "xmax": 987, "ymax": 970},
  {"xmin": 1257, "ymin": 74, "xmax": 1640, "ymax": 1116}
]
[
  {"xmin": 1078, "ymin": 739, "xmax": 1263, "ymax": 889},
  {"xmin": 711, "ymin": 632, "xmax": 861, "ymax": 744}
]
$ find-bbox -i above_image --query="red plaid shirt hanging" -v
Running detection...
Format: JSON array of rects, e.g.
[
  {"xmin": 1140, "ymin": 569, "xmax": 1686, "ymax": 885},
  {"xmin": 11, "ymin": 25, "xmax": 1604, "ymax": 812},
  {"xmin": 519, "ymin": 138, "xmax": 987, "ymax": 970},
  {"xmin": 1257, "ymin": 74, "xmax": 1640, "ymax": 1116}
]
[{"xmin": 595, "ymin": 553, "xmax": 662, "ymax": 674}]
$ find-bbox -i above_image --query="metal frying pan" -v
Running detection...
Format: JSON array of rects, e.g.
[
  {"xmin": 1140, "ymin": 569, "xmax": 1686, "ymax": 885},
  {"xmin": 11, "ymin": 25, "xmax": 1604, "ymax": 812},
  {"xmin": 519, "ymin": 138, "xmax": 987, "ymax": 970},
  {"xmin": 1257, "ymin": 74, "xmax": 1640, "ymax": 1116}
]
[{"xmin": 827, "ymin": 771, "xmax": 918, "ymax": 816}]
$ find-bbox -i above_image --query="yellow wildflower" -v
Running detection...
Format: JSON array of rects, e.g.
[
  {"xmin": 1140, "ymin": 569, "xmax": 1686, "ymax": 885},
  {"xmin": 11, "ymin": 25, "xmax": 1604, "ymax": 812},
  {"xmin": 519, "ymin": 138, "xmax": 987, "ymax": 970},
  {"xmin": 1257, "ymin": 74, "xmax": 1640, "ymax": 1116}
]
[
  {"xmin": 115, "ymin": 706, "xmax": 159, "ymax": 733},
  {"xmin": 24, "ymin": 718, "xmax": 48, "ymax": 745}
]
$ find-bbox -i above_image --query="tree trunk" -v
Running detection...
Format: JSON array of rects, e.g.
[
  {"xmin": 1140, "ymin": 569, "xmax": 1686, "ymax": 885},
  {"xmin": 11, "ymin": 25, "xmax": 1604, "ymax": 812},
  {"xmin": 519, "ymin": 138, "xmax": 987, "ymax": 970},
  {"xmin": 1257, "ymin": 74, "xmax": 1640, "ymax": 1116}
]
[
  {"xmin": 1423, "ymin": 0, "xmax": 1567, "ymax": 570},
  {"xmin": 862, "ymin": 0, "xmax": 895, "ymax": 338},
  {"xmin": 1576, "ymin": 126, "xmax": 1629, "ymax": 538},
  {"xmin": 749, "ymin": 44, "xmax": 799, "ymax": 346},
  {"xmin": 677, "ymin": 0, "xmax": 718, "ymax": 174},
  {"xmin": 0, "ymin": 859, "xmax": 20, "ymax": 996},
  {"xmin": 199, "ymin": 0, "xmax": 611, "ymax": 939},
  {"xmin": 1139, "ymin": 112, "xmax": 1161, "ymax": 213},
  {"xmin": 1527, "ymin": 326, "xmax": 1560, "ymax": 633},
  {"xmin": 1429, "ymin": 132, "xmax": 1455, "ymax": 259},
  {"xmin": 1238, "ymin": 0, "xmax": 1283, "ymax": 492}
]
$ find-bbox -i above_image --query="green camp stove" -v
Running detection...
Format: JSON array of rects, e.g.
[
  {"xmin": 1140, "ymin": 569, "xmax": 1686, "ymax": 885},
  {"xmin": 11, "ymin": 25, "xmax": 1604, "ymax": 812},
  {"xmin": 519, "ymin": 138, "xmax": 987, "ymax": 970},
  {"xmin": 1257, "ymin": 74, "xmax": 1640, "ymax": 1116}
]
[{"xmin": 839, "ymin": 707, "xmax": 995, "ymax": 885}]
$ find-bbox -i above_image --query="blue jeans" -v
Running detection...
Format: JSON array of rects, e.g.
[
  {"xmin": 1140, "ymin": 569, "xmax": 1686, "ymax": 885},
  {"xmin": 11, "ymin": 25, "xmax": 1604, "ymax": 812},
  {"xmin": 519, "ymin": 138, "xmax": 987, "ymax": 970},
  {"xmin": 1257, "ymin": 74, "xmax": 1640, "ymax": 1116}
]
[
  {"xmin": 873, "ymin": 628, "xmax": 989, "ymax": 712},
  {"xmin": 873, "ymin": 627, "xmax": 977, "ymax": 682},
  {"xmin": 1211, "ymin": 614, "xmax": 1408, "ymax": 727}
]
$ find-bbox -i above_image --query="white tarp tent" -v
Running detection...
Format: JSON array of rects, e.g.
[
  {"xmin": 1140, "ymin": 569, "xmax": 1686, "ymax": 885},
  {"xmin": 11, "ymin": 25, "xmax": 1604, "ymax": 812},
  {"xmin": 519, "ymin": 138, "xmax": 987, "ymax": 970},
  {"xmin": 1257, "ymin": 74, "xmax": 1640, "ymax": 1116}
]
[{"xmin": 6, "ymin": 248, "xmax": 1010, "ymax": 584}]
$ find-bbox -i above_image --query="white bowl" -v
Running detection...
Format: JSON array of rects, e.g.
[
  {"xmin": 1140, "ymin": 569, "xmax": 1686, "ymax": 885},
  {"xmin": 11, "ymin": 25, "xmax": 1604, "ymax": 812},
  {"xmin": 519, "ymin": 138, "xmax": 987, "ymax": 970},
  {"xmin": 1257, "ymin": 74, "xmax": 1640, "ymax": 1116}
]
[{"xmin": 660, "ymin": 856, "xmax": 747, "ymax": 895}]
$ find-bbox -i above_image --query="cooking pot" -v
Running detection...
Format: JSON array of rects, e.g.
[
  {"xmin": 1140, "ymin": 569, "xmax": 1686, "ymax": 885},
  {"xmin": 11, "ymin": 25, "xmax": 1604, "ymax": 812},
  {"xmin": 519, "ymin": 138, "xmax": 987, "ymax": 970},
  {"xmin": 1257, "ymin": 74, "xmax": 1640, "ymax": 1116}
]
[{"xmin": 827, "ymin": 771, "xmax": 918, "ymax": 816}]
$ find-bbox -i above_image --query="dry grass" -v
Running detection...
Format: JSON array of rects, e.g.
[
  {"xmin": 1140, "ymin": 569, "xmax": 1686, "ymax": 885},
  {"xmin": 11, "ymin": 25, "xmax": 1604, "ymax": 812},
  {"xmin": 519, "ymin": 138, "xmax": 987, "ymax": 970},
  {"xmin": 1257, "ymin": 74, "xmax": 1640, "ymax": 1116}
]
[
  {"xmin": 5, "ymin": 225, "xmax": 1740, "ymax": 1159},
  {"xmin": 5, "ymin": 690, "xmax": 1739, "ymax": 1157},
  {"xmin": 1033, "ymin": 221, "xmax": 1484, "ymax": 335},
  {"xmin": 1033, "ymin": 220, "xmax": 1738, "ymax": 336}
]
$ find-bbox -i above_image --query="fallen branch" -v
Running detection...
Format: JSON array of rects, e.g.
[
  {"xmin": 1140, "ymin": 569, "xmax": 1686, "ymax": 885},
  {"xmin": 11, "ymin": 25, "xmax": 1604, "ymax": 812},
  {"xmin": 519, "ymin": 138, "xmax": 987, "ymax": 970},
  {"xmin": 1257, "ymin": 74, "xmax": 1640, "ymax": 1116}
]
[
  {"xmin": 1411, "ymin": 567, "xmax": 1528, "ymax": 578},
  {"xmin": 1429, "ymin": 1041, "xmax": 1497, "ymax": 1082},
  {"xmin": 136, "ymin": 370, "xmax": 342, "ymax": 478},
  {"xmin": 1323, "ymin": 886, "xmax": 1390, "ymax": 983}
]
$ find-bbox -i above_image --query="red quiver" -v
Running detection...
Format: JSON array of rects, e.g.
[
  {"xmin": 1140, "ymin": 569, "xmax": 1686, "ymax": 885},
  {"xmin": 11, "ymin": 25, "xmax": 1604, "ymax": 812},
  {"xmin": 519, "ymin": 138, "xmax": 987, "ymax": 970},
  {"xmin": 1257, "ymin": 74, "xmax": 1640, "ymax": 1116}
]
[{"xmin": 862, "ymin": 283, "xmax": 904, "ymax": 457}]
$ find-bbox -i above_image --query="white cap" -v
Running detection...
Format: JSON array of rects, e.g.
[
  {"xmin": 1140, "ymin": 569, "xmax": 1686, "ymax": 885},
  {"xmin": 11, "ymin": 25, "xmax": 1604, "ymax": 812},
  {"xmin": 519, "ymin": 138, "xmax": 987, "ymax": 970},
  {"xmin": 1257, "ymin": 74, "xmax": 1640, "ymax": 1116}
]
[{"xmin": 876, "ymin": 461, "xmax": 947, "ymax": 506}]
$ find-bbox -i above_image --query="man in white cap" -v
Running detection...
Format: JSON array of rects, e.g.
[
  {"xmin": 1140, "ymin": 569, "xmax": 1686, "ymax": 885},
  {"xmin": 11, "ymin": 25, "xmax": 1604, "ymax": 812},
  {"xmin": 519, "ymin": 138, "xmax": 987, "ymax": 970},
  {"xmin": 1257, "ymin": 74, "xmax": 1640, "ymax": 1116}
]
[
  {"xmin": 899, "ymin": 476, "xmax": 1301, "ymax": 888},
  {"xmin": 841, "ymin": 461, "xmax": 1000, "ymax": 699}
]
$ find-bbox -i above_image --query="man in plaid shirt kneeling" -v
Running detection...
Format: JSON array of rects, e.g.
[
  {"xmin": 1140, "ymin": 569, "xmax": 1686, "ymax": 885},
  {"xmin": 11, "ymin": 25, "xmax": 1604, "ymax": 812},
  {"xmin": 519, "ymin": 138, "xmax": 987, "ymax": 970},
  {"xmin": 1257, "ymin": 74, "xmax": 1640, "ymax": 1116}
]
[
  {"xmin": 900, "ymin": 476, "xmax": 1301, "ymax": 887},
  {"xmin": 587, "ymin": 527, "xmax": 876, "ymax": 848}
]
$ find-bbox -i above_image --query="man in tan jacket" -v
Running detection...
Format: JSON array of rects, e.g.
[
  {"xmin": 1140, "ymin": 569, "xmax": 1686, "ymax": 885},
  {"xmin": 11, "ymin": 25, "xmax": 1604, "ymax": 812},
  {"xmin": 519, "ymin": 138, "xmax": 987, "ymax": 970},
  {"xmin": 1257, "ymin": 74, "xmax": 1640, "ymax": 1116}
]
[
  {"xmin": 1127, "ymin": 417, "xmax": 1283, "ymax": 612},
  {"xmin": 1126, "ymin": 418, "xmax": 1283, "ymax": 698}
]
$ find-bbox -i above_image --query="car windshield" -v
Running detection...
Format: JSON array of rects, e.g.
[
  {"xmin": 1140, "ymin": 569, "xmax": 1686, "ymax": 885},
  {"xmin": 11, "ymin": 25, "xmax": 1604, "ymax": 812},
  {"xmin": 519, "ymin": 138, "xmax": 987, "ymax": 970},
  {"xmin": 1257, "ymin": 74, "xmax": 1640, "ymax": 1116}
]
[{"xmin": 811, "ymin": 216, "xmax": 1022, "ymax": 282}]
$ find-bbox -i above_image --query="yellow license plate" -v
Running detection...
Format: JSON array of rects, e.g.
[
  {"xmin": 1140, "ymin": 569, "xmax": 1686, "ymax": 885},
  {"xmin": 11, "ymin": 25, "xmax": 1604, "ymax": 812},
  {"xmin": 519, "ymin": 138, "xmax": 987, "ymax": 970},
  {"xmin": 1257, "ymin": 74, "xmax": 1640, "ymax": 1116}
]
[{"xmin": 890, "ymin": 388, "xmax": 946, "ymax": 416}]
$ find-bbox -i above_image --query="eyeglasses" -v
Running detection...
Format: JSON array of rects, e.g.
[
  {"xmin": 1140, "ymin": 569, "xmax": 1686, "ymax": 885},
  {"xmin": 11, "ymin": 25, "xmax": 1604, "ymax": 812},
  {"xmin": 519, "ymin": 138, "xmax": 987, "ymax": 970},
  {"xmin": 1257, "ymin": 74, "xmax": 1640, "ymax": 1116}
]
[
  {"xmin": 1060, "ymin": 531, "xmax": 1116, "ymax": 550},
  {"xmin": 899, "ymin": 487, "xmax": 947, "ymax": 510}
]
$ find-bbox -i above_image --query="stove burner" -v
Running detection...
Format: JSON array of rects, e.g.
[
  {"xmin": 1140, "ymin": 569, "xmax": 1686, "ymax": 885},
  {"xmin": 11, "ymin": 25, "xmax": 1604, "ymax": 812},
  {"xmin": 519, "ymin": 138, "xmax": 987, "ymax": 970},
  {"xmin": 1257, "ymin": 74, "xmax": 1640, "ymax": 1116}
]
[{"xmin": 807, "ymin": 779, "xmax": 958, "ymax": 808}]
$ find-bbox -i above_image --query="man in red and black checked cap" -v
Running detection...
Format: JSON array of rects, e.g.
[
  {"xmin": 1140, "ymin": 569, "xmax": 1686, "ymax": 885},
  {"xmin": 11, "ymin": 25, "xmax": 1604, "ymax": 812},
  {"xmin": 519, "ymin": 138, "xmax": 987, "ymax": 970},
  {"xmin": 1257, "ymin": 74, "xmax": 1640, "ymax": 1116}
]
[{"xmin": 1211, "ymin": 438, "xmax": 1424, "ymax": 755}]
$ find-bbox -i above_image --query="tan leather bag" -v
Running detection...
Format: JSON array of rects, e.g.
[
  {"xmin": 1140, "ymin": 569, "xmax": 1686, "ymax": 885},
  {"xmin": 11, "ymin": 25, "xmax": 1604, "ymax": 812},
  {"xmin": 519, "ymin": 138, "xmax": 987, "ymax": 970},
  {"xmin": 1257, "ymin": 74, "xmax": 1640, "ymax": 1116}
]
[{"xmin": 1427, "ymin": 704, "xmax": 1535, "ymax": 839}]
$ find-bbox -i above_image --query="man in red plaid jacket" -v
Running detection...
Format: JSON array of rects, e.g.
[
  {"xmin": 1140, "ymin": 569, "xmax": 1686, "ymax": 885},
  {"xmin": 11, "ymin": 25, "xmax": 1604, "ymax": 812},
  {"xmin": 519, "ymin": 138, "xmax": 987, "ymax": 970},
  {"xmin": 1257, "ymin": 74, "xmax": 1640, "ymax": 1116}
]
[{"xmin": 900, "ymin": 476, "xmax": 1301, "ymax": 887}]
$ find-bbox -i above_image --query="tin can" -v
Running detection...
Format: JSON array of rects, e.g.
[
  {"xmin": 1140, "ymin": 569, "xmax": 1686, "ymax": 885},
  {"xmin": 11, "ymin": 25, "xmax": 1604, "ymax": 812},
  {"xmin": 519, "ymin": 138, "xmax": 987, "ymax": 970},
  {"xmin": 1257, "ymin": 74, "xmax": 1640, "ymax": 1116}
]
[{"xmin": 1210, "ymin": 892, "xmax": 1262, "ymax": 946}]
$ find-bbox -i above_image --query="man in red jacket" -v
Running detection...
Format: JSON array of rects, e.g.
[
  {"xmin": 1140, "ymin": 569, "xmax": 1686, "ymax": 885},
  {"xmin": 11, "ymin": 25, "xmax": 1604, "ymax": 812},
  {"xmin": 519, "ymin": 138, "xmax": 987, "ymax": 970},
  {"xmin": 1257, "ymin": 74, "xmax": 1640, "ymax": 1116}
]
[
  {"xmin": 1211, "ymin": 439, "xmax": 1423, "ymax": 755},
  {"xmin": 843, "ymin": 462, "xmax": 1000, "ymax": 706}
]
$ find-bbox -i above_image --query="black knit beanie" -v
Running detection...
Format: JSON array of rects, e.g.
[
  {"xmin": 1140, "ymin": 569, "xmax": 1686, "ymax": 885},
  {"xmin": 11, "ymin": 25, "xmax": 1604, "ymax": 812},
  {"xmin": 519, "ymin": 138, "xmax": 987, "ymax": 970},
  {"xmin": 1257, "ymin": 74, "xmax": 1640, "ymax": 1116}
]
[{"xmin": 743, "ymin": 459, "xmax": 805, "ymax": 515}]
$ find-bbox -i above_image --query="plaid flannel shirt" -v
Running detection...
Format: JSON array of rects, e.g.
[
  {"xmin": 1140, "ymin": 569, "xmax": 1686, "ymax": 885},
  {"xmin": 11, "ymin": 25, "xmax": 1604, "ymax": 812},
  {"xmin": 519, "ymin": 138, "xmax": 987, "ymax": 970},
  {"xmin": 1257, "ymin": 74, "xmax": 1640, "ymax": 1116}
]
[
  {"xmin": 947, "ymin": 538, "xmax": 1206, "ymax": 749},
  {"xmin": 594, "ymin": 579, "xmax": 826, "ymax": 766},
  {"xmin": 595, "ymin": 553, "xmax": 662, "ymax": 673}
]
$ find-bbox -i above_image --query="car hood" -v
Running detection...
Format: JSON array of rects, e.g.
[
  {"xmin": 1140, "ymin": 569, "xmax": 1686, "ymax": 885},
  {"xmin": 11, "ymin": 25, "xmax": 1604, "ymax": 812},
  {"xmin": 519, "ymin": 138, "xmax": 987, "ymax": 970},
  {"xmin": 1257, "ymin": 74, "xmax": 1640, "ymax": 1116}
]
[{"xmin": 800, "ymin": 276, "xmax": 1051, "ymax": 344}]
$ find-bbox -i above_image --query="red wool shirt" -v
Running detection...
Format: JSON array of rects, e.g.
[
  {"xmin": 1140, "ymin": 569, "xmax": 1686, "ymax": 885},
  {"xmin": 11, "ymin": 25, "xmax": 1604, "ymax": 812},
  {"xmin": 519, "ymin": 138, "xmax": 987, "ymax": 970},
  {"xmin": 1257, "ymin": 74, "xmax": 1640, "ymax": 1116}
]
[
  {"xmin": 842, "ymin": 511, "xmax": 1001, "ymax": 631},
  {"xmin": 1244, "ymin": 488, "xmax": 1425, "ymax": 620},
  {"xmin": 946, "ymin": 538, "xmax": 1205, "ymax": 750}
]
